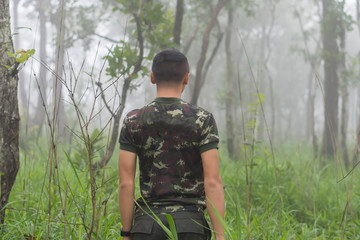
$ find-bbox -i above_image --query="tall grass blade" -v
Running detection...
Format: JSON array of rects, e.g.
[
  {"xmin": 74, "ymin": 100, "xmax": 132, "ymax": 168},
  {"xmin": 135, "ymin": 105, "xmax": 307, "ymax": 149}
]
[
  {"xmin": 135, "ymin": 198, "xmax": 175, "ymax": 240},
  {"xmin": 63, "ymin": 150, "xmax": 83, "ymax": 190},
  {"xmin": 165, "ymin": 214, "xmax": 178, "ymax": 240},
  {"xmin": 208, "ymin": 198, "xmax": 233, "ymax": 239}
]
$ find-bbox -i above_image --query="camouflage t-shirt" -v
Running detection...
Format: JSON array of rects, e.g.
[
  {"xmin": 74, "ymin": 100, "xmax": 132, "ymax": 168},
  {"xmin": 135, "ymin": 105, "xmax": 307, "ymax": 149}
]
[{"xmin": 119, "ymin": 97, "xmax": 219, "ymax": 209}]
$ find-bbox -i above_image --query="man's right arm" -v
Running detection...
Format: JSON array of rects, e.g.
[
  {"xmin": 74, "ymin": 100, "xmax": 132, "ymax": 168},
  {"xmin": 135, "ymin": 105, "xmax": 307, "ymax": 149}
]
[{"xmin": 201, "ymin": 149, "xmax": 225, "ymax": 240}]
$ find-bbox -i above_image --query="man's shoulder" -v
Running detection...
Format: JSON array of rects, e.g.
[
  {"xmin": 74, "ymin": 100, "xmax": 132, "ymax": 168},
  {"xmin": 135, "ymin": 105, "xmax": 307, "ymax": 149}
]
[
  {"xmin": 180, "ymin": 101, "xmax": 214, "ymax": 118},
  {"xmin": 125, "ymin": 102, "xmax": 157, "ymax": 118}
]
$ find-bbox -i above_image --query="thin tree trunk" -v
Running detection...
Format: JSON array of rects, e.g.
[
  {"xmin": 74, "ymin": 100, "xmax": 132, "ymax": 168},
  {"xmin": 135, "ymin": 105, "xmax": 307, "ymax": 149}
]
[
  {"xmin": 190, "ymin": 0, "xmax": 227, "ymax": 105},
  {"xmin": 352, "ymin": 0, "xmax": 360, "ymax": 165},
  {"xmin": 32, "ymin": 0, "xmax": 48, "ymax": 136},
  {"xmin": 306, "ymin": 69, "xmax": 313, "ymax": 140},
  {"xmin": 310, "ymin": 72, "xmax": 319, "ymax": 158},
  {"xmin": 12, "ymin": 0, "xmax": 27, "ymax": 110},
  {"xmin": 321, "ymin": 0, "xmax": 339, "ymax": 158},
  {"xmin": 357, "ymin": 0, "xmax": 360, "ymax": 30},
  {"xmin": 352, "ymin": 55, "xmax": 360, "ymax": 165},
  {"xmin": 294, "ymin": 7, "xmax": 322, "ymax": 157},
  {"xmin": 264, "ymin": 0, "xmax": 276, "ymax": 142},
  {"xmin": 54, "ymin": 7, "xmax": 67, "ymax": 139},
  {"xmin": 225, "ymin": 3, "xmax": 235, "ymax": 159},
  {"xmin": 0, "ymin": 0, "xmax": 20, "ymax": 224},
  {"xmin": 339, "ymin": 3, "xmax": 349, "ymax": 167},
  {"xmin": 257, "ymin": 25, "xmax": 266, "ymax": 141},
  {"xmin": 173, "ymin": 0, "xmax": 184, "ymax": 45}
]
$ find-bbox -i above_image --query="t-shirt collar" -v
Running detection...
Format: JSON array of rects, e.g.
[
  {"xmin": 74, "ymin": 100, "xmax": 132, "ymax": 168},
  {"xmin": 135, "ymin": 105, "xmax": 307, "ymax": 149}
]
[{"xmin": 153, "ymin": 97, "xmax": 182, "ymax": 104}]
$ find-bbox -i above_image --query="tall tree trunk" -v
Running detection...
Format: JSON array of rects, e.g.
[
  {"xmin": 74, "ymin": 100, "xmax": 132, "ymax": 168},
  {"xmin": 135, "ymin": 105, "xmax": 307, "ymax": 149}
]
[
  {"xmin": 321, "ymin": 0, "xmax": 339, "ymax": 158},
  {"xmin": 354, "ymin": 76, "xmax": 360, "ymax": 165},
  {"xmin": 190, "ymin": 0, "xmax": 227, "ymax": 105},
  {"xmin": 225, "ymin": 3, "xmax": 235, "ymax": 159},
  {"xmin": 306, "ymin": 69, "xmax": 314, "ymax": 140},
  {"xmin": 357, "ymin": 0, "xmax": 360, "ymax": 30},
  {"xmin": 257, "ymin": 25, "xmax": 266, "ymax": 141},
  {"xmin": 0, "ymin": 0, "xmax": 20, "ymax": 224},
  {"xmin": 294, "ymin": 7, "xmax": 321, "ymax": 157},
  {"xmin": 264, "ymin": 0, "xmax": 276, "ymax": 142},
  {"xmin": 352, "ymin": 1, "xmax": 360, "ymax": 164},
  {"xmin": 53, "ymin": 6, "xmax": 67, "ymax": 138},
  {"xmin": 339, "ymin": 1, "xmax": 349, "ymax": 167},
  {"xmin": 310, "ymin": 71, "xmax": 319, "ymax": 158},
  {"xmin": 32, "ymin": 0, "xmax": 48, "ymax": 135},
  {"xmin": 12, "ymin": 0, "xmax": 27, "ymax": 110},
  {"xmin": 173, "ymin": 0, "xmax": 184, "ymax": 45}
]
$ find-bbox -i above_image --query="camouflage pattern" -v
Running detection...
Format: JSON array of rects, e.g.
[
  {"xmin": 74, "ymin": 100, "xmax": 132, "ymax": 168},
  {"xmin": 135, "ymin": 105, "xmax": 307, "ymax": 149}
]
[
  {"xmin": 119, "ymin": 97, "xmax": 219, "ymax": 210},
  {"xmin": 134, "ymin": 204, "xmax": 204, "ymax": 216}
]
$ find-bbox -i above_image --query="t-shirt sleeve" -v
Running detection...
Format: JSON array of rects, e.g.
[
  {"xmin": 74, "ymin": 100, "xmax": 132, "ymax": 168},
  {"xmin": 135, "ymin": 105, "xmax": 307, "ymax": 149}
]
[
  {"xmin": 199, "ymin": 113, "xmax": 219, "ymax": 154},
  {"xmin": 119, "ymin": 114, "xmax": 137, "ymax": 153}
]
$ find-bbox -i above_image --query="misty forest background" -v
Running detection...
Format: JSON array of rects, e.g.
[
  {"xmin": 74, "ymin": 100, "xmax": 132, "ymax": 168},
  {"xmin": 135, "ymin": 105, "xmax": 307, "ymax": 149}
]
[{"xmin": 1, "ymin": 0, "xmax": 360, "ymax": 239}]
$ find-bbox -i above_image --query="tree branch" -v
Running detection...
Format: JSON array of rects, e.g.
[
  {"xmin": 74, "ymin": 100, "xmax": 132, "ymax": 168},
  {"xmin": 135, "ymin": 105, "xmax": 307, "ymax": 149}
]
[
  {"xmin": 95, "ymin": 82, "xmax": 115, "ymax": 117},
  {"xmin": 190, "ymin": 0, "xmax": 228, "ymax": 105},
  {"xmin": 94, "ymin": 33, "xmax": 120, "ymax": 43},
  {"xmin": 183, "ymin": 26, "xmax": 198, "ymax": 55},
  {"xmin": 201, "ymin": 30, "xmax": 224, "ymax": 89},
  {"xmin": 93, "ymin": 10, "xmax": 144, "ymax": 170}
]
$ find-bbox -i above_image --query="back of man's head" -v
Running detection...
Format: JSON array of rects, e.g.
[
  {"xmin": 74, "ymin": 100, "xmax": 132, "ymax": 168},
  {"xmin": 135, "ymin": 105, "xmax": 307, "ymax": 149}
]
[{"xmin": 151, "ymin": 49, "xmax": 189, "ymax": 84}]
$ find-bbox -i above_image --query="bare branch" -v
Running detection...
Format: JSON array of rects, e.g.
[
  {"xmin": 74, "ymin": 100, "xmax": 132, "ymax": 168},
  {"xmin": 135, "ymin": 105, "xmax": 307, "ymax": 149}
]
[
  {"xmin": 93, "ymin": 9, "xmax": 145, "ymax": 170},
  {"xmin": 190, "ymin": 0, "xmax": 228, "ymax": 105},
  {"xmin": 183, "ymin": 26, "xmax": 198, "ymax": 55},
  {"xmin": 94, "ymin": 33, "xmax": 121, "ymax": 43}
]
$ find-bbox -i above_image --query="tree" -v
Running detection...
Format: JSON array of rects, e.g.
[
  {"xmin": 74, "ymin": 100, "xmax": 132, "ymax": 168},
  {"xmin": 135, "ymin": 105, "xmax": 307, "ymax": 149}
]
[
  {"xmin": 173, "ymin": 0, "xmax": 184, "ymax": 45},
  {"xmin": 321, "ymin": 0, "xmax": 340, "ymax": 158},
  {"xmin": 31, "ymin": 0, "xmax": 49, "ymax": 135},
  {"xmin": 225, "ymin": 1, "xmax": 235, "ymax": 159},
  {"xmin": 190, "ymin": 0, "xmax": 228, "ymax": 105},
  {"xmin": 93, "ymin": 0, "xmax": 176, "ymax": 170},
  {"xmin": 0, "ymin": 0, "xmax": 20, "ymax": 224},
  {"xmin": 352, "ymin": 0, "xmax": 360, "ymax": 165},
  {"xmin": 294, "ymin": 3, "xmax": 322, "ymax": 158},
  {"xmin": 338, "ymin": 0, "xmax": 349, "ymax": 167}
]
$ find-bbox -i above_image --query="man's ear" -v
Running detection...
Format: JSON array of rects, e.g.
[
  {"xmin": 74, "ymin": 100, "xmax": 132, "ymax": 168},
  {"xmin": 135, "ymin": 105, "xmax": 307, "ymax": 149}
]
[
  {"xmin": 150, "ymin": 72, "xmax": 156, "ymax": 84},
  {"xmin": 183, "ymin": 73, "xmax": 190, "ymax": 85}
]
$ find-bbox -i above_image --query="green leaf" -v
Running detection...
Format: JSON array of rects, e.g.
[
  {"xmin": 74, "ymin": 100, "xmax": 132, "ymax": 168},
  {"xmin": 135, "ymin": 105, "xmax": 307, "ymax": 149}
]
[
  {"xmin": 15, "ymin": 26, "xmax": 32, "ymax": 31},
  {"xmin": 135, "ymin": 198, "xmax": 174, "ymax": 239},
  {"xmin": 6, "ymin": 51, "xmax": 16, "ymax": 58},
  {"xmin": 28, "ymin": 49, "xmax": 36, "ymax": 55},
  {"xmin": 208, "ymin": 198, "xmax": 233, "ymax": 239},
  {"xmin": 2, "ymin": 64, "xmax": 13, "ymax": 70},
  {"xmin": 165, "ymin": 214, "xmax": 178, "ymax": 240},
  {"xmin": 256, "ymin": 93, "xmax": 265, "ymax": 103},
  {"xmin": 64, "ymin": 150, "xmax": 83, "ymax": 190}
]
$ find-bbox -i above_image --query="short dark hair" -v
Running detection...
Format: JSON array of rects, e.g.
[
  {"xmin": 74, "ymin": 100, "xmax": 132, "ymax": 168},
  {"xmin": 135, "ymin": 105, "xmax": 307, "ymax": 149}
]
[{"xmin": 151, "ymin": 49, "xmax": 189, "ymax": 83}]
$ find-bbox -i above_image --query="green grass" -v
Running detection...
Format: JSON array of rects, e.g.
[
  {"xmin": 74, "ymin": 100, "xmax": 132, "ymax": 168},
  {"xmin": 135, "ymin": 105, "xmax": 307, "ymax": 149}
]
[{"xmin": 1, "ymin": 142, "xmax": 359, "ymax": 239}]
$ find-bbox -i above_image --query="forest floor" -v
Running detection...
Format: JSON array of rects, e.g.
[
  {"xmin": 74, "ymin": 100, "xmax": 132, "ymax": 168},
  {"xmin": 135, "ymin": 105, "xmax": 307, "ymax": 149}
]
[{"xmin": 1, "ymin": 142, "xmax": 359, "ymax": 239}]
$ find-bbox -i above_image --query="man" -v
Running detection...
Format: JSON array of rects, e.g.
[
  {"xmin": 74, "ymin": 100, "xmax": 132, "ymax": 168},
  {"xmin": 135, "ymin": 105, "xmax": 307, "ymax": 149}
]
[{"xmin": 118, "ymin": 49, "xmax": 225, "ymax": 240}]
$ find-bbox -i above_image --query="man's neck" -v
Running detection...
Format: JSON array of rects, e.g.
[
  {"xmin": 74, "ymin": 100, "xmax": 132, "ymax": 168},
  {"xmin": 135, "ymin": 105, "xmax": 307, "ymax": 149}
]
[{"xmin": 156, "ymin": 87, "xmax": 182, "ymax": 98}]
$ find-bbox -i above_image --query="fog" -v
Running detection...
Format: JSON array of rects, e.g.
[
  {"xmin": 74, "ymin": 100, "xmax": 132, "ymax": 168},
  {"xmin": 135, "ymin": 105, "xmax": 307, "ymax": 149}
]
[
  {"xmin": 10, "ymin": 0, "xmax": 360, "ymax": 160},
  {"xmin": 2, "ymin": 0, "xmax": 360, "ymax": 237}
]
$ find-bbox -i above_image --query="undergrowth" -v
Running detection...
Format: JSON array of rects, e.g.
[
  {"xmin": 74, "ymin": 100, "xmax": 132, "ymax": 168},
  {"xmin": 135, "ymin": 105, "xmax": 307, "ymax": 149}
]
[{"xmin": 1, "ymin": 142, "xmax": 359, "ymax": 239}]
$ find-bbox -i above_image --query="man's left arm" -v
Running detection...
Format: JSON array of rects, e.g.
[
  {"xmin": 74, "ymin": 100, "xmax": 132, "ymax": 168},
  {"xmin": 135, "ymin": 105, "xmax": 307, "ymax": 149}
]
[{"xmin": 118, "ymin": 149, "xmax": 137, "ymax": 238}]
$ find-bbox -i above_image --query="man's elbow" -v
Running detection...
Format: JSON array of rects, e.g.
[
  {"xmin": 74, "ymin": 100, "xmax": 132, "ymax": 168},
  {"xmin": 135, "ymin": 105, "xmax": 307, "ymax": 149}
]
[
  {"xmin": 119, "ymin": 181, "xmax": 135, "ymax": 191},
  {"xmin": 204, "ymin": 176, "xmax": 223, "ymax": 189}
]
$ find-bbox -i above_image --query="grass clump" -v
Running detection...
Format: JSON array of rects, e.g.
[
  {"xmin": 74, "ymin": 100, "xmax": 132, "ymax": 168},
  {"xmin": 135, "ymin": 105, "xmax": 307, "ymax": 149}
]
[{"xmin": 1, "ymin": 142, "xmax": 359, "ymax": 239}]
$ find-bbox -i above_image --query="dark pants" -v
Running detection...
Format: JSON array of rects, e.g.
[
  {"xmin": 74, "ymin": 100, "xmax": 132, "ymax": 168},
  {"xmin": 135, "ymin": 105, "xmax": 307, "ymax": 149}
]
[{"xmin": 130, "ymin": 211, "xmax": 211, "ymax": 240}]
